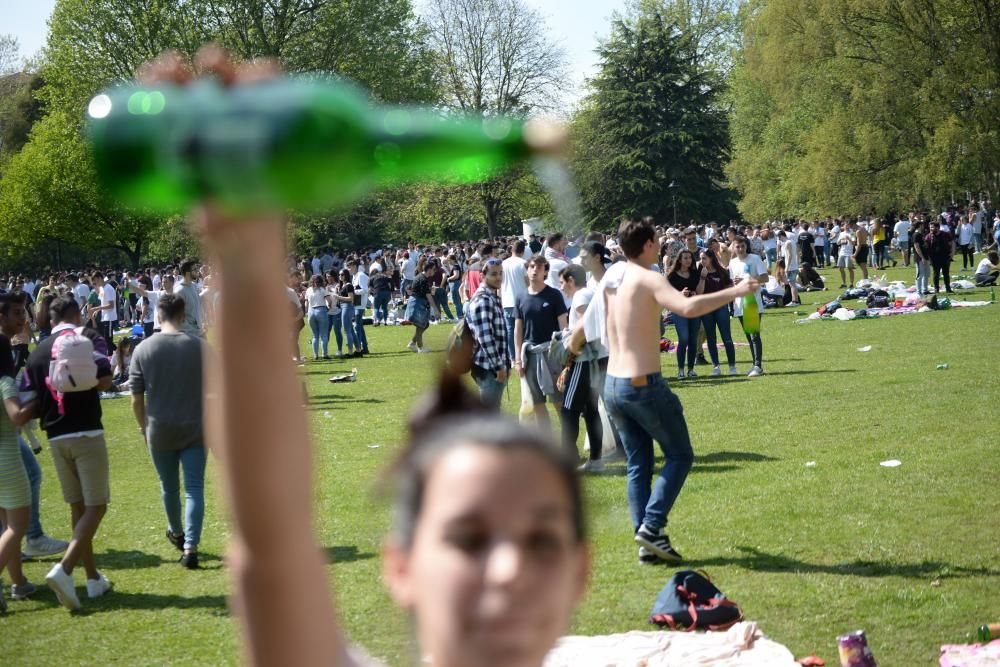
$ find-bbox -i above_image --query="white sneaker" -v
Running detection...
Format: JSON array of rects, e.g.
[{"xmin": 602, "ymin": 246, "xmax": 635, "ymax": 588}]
[
  {"xmin": 23, "ymin": 534, "xmax": 69, "ymax": 558},
  {"xmin": 728, "ymin": 365, "xmax": 738, "ymax": 376},
  {"xmin": 747, "ymin": 366, "xmax": 764, "ymax": 377},
  {"xmin": 711, "ymin": 366, "xmax": 721, "ymax": 376},
  {"xmin": 577, "ymin": 459, "xmax": 605, "ymax": 473},
  {"xmin": 86, "ymin": 572, "xmax": 113, "ymax": 599},
  {"xmin": 406, "ymin": 341, "xmax": 417, "ymax": 352},
  {"xmin": 418, "ymin": 347, "xmax": 433, "ymax": 353},
  {"xmin": 45, "ymin": 564, "xmax": 80, "ymax": 610},
  {"xmin": 677, "ymin": 370, "xmax": 685, "ymax": 380}
]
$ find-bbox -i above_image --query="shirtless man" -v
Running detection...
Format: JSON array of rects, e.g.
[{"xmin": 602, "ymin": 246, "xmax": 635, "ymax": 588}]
[
  {"xmin": 854, "ymin": 219, "xmax": 871, "ymax": 280},
  {"xmin": 568, "ymin": 219, "xmax": 756, "ymax": 563}
]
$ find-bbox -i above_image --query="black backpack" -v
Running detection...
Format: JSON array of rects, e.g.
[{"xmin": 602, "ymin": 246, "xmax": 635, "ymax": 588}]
[
  {"xmin": 866, "ymin": 289, "xmax": 890, "ymax": 308},
  {"xmin": 650, "ymin": 570, "xmax": 742, "ymax": 631}
]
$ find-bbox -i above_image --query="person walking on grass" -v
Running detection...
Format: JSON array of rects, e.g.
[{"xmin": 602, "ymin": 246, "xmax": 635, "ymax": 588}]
[
  {"xmin": 22, "ymin": 297, "xmax": 114, "ymax": 610},
  {"xmin": 568, "ymin": 218, "xmax": 757, "ymax": 564},
  {"xmin": 130, "ymin": 295, "xmax": 208, "ymax": 570},
  {"xmin": 0, "ymin": 335, "xmax": 41, "ymax": 610},
  {"xmin": 405, "ymin": 262, "xmax": 437, "ymax": 353},
  {"xmin": 729, "ymin": 237, "xmax": 769, "ymax": 378},
  {"xmin": 0, "ymin": 292, "xmax": 69, "ymax": 561}
]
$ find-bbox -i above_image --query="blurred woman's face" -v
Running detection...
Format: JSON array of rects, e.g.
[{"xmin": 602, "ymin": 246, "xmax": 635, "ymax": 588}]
[{"xmin": 384, "ymin": 445, "xmax": 588, "ymax": 667}]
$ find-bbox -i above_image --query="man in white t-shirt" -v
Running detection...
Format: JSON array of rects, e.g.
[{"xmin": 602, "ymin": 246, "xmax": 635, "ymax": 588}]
[
  {"xmin": 67, "ymin": 274, "xmax": 90, "ymax": 310},
  {"xmin": 543, "ymin": 233, "xmax": 570, "ymax": 290},
  {"xmin": 835, "ymin": 225, "xmax": 857, "ymax": 288},
  {"xmin": 894, "ymin": 216, "xmax": 912, "ymax": 266},
  {"xmin": 557, "ymin": 264, "xmax": 604, "ymax": 471},
  {"xmin": 777, "ymin": 230, "xmax": 801, "ymax": 305},
  {"xmin": 500, "ymin": 240, "xmax": 528, "ymax": 361},
  {"xmin": 348, "ymin": 260, "xmax": 370, "ymax": 355},
  {"xmin": 400, "ymin": 251, "xmax": 417, "ymax": 296},
  {"xmin": 728, "ymin": 237, "xmax": 768, "ymax": 377},
  {"xmin": 131, "ymin": 274, "xmax": 175, "ymax": 336},
  {"xmin": 97, "ymin": 272, "xmax": 119, "ymax": 352}
]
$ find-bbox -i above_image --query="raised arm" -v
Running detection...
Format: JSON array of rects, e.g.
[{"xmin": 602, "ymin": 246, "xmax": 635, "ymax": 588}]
[
  {"xmin": 652, "ymin": 270, "xmax": 756, "ymax": 319},
  {"xmin": 143, "ymin": 48, "xmax": 348, "ymax": 667}
]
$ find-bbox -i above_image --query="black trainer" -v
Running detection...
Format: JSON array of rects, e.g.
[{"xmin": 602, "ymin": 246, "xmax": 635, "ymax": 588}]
[
  {"xmin": 638, "ymin": 546, "xmax": 665, "ymax": 565},
  {"xmin": 180, "ymin": 552, "xmax": 199, "ymax": 570},
  {"xmin": 696, "ymin": 353, "xmax": 709, "ymax": 366},
  {"xmin": 166, "ymin": 530, "xmax": 185, "ymax": 552},
  {"xmin": 634, "ymin": 525, "xmax": 683, "ymax": 562}
]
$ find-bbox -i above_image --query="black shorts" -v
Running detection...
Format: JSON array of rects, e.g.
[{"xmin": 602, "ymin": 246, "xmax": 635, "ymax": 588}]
[
  {"xmin": 562, "ymin": 359, "xmax": 593, "ymax": 413},
  {"xmin": 855, "ymin": 246, "xmax": 870, "ymax": 263}
]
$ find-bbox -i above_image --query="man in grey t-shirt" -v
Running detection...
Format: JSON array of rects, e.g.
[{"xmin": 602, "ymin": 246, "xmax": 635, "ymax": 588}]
[
  {"xmin": 172, "ymin": 259, "xmax": 203, "ymax": 336},
  {"xmin": 130, "ymin": 293, "xmax": 207, "ymax": 569}
]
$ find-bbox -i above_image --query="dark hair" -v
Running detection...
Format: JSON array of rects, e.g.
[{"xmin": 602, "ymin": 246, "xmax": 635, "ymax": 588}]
[
  {"xmin": 618, "ymin": 218, "xmax": 655, "ymax": 258},
  {"xmin": 0, "ymin": 291, "xmax": 27, "ymax": 316},
  {"xmin": 389, "ymin": 372, "xmax": 585, "ymax": 549},
  {"xmin": 310, "ymin": 274, "xmax": 325, "ymax": 287},
  {"xmin": 513, "ymin": 239, "xmax": 526, "ymax": 254},
  {"xmin": 179, "ymin": 259, "xmax": 198, "ymax": 276},
  {"xmin": 559, "ymin": 264, "xmax": 586, "ymax": 286},
  {"xmin": 0, "ymin": 335, "xmax": 13, "ymax": 378},
  {"xmin": 526, "ymin": 255, "xmax": 549, "ymax": 269},
  {"xmin": 699, "ymin": 249, "xmax": 728, "ymax": 283},
  {"xmin": 37, "ymin": 294, "xmax": 56, "ymax": 333},
  {"xmin": 547, "ymin": 233, "xmax": 565, "ymax": 246},
  {"xmin": 49, "ymin": 295, "xmax": 81, "ymax": 324},
  {"xmin": 157, "ymin": 293, "xmax": 186, "ymax": 324},
  {"xmin": 668, "ymin": 249, "xmax": 694, "ymax": 276}
]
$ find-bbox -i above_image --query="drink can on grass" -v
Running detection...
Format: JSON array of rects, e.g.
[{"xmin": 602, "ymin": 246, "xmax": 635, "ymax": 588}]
[{"xmin": 838, "ymin": 630, "xmax": 877, "ymax": 667}]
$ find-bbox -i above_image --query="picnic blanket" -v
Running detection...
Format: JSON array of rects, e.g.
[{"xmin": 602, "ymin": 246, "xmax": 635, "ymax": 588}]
[
  {"xmin": 940, "ymin": 639, "xmax": 1000, "ymax": 666},
  {"xmin": 542, "ymin": 622, "xmax": 798, "ymax": 667},
  {"xmin": 795, "ymin": 300, "xmax": 991, "ymax": 324}
]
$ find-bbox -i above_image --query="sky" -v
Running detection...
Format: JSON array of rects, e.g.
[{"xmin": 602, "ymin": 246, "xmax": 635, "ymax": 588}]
[{"xmin": 1, "ymin": 0, "xmax": 628, "ymax": 103}]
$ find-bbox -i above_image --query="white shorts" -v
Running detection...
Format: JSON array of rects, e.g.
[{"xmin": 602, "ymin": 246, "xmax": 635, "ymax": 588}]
[{"xmin": 836, "ymin": 255, "xmax": 856, "ymax": 269}]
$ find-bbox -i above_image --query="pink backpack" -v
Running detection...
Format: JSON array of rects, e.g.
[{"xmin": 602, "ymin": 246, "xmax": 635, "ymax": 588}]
[{"xmin": 46, "ymin": 328, "xmax": 100, "ymax": 413}]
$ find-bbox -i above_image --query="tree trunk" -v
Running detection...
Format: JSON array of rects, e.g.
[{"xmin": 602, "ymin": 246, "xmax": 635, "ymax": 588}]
[{"xmin": 483, "ymin": 195, "xmax": 501, "ymax": 239}]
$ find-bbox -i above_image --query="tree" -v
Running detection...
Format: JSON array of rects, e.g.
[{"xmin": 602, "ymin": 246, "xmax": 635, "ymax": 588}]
[
  {"xmin": 571, "ymin": 11, "xmax": 735, "ymax": 228},
  {"xmin": 425, "ymin": 0, "xmax": 569, "ymax": 237},
  {"xmin": 0, "ymin": 111, "xmax": 159, "ymax": 269},
  {"xmin": 727, "ymin": 0, "xmax": 1000, "ymax": 221}
]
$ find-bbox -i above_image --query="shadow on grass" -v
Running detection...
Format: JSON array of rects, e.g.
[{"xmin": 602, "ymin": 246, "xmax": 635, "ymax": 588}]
[
  {"xmin": 68, "ymin": 591, "xmax": 230, "ymax": 616},
  {"xmin": 760, "ymin": 369, "xmax": 857, "ymax": 377},
  {"xmin": 307, "ymin": 394, "xmax": 385, "ymax": 409},
  {"xmin": 696, "ymin": 451, "xmax": 779, "ymax": 463},
  {"xmin": 324, "ymin": 545, "xmax": 377, "ymax": 564},
  {"xmin": 98, "ymin": 549, "xmax": 224, "ymax": 571},
  {"xmin": 687, "ymin": 545, "xmax": 1000, "ymax": 580}
]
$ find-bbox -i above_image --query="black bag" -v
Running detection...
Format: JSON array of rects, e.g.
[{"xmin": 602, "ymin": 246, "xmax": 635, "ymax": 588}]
[
  {"xmin": 866, "ymin": 289, "xmax": 890, "ymax": 308},
  {"xmin": 650, "ymin": 570, "xmax": 742, "ymax": 631}
]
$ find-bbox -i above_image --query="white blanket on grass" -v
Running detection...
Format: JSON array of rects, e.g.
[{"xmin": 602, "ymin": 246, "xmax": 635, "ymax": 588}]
[{"xmin": 542, "ymin": 622, "xmax": 798, "ymax": 667}]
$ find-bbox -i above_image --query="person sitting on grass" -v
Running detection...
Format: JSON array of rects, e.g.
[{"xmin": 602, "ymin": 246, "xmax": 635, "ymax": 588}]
[
  {"xmin": 974, "ymin": 251, "xmax": 1000, "ymax": 287},
  {"xmin": 797, "ymin": 262, "xmax": 825, "ymax": 291}
]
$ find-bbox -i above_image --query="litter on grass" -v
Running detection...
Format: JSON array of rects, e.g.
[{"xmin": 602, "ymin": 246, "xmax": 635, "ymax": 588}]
[
  {"xmin": 879, "ymin": 459, "xmax": 902, "ymax": 468},
  {"xmin": 805, "ymin": 461, "xmax": 817, "ymax": 467},
  {"xmin": 329, "ymin": 368, "xmax": 358, "ymax": 383},
  {"xmin": 367, "ymin": 444, "xmax": 381, "ymax": 449},
  {"xmin": 857, "ymin": 345, "xmax": 872, "ymax": 352}
]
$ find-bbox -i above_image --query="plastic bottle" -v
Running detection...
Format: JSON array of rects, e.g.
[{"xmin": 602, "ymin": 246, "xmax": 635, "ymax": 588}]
[
  {"xmin": 741, "ymin": 292, "xmax": 761, "ymax": 335},
  {"xmin": 86, "ymin": 78, "xmax": 562, "ymax": 213},
  {"xmin": 936, "ymin": 363, "xmax": 949, "ymax": 370}
]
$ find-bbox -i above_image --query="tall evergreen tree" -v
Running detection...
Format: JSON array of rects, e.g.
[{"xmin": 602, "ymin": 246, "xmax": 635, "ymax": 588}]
[{"xmin": 572, "ymin": 10, "xmax": 735, "ymax": 229}]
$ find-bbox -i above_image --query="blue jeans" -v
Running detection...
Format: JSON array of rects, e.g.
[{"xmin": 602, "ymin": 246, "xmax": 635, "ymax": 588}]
[
  {"xmin": 503, "ymin": 307, "xmax": 516, "ymax": 362},
  {"xmin": 308, "ymin": 306, "xmax": 330, "ymax": 357},
  {"xmin": 150, "ymin": 446, "xmax": 207, "ymax": 551},
  {"xmin": 329, "ymin": 311, "xmax": 343, "ymax": 353},
  {"xmin": 19, "ymin": 437, "xmax": 43, "ymax": 539},
  {"xmin": 671, "ymin": 313, "xmax": 700, "ymax": 372},
  {"xmin": 341, "ymin": 304, "xmax": 357, "ymax": 351},
  {"xmin": 604, "ymin": 374, "xmax": 693, "ymax": 533},
  {"xmin": 700, "ymin": 306, "xmax": 736, "ymax": 367},
  {"xmin": 473, "ymin": 367, "xmax": 506, "ymax": 409},
  {"xmin": 765, "ymin": 247, "xmax": 777, "ymax": 268},
  {"xmin": 400, "ymin": 278, "xmax": 412, "ymax": 297},
  {"xmin": 434, "ymin": 287, "xmax": 454, "ymax": 320},
  {"xmin": 354, "ymin": 308, "xmax": 369, "ymax": 352},
  {"xmin": 373, "ymin": 290, "xmax": 391, "ymax": 323},
  {"xmin": 450, "ymin": 283, "xmax": 464, "ymax": 318}
]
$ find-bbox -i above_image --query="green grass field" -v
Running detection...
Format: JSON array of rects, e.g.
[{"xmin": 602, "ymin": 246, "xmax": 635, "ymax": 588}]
[{"xmin": 5, "ymin": 263, "xmax": 999, "ymax": 666}]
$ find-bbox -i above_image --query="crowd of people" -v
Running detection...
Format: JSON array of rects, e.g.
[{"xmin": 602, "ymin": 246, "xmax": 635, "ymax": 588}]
[{"xmin": 0, "ymin": 201, "xmax": 997, "ymax": 622}]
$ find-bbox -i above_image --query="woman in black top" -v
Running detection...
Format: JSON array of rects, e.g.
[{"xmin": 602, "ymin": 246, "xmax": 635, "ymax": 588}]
[
  {"xmin": 696, "ymin": 249, "xmax": 737, "ymax": 375},
  {"xmin": 334, "ymin": 269, "xmax": 359, "ymax": 356},
  {"xmin": 667, "ymin": 250, "xmax": 702, "ymax": 379},
  {"xmin": 404, "ymin": 262, "xmax": 438, "ymax": 352}
]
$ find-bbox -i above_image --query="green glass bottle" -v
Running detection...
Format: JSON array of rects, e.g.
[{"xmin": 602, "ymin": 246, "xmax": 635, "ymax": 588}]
[
  {"xmin": 86, "ymin": 78, "xmax": 561, "ymax": 213},
  {"xmin": 977, "ymin": 623, "xmax": 1000, "ymax": 642},
  {"xmin": 741, "ymin": 292, "xmax": 761, "ymax": 335}
]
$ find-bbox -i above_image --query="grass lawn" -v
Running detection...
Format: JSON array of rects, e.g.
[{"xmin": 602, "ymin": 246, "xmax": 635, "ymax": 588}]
[{"xmin": 5, "ymin": 262, "xmax": 999, "ymax": 666}]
